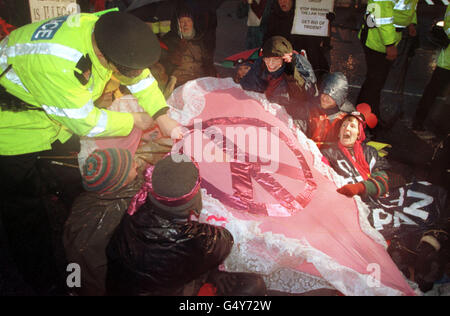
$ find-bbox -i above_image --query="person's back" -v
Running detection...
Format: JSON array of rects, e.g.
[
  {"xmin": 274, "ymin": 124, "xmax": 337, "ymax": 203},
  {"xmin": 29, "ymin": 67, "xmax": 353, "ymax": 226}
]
[
  {"xmin": 63, "ymin": 148, "xmax": 141, "ymax": 296},
  {"xmin": 106, "ymin": 154, "xmax": 267, "ymax": 296}
]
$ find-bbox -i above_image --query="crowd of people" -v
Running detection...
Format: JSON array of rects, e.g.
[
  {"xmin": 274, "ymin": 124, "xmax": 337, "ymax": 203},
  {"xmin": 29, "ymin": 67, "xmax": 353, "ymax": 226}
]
[{"xmin": 0, "ymin": 0, "xmax": 449, "ymax": 296}]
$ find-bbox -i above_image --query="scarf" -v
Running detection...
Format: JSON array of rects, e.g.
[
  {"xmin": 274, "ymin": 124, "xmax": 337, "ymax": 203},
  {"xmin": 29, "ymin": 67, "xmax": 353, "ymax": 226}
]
[{"xmin": 337, "ymin": 120, "xmax": 371, "ymax": 181}]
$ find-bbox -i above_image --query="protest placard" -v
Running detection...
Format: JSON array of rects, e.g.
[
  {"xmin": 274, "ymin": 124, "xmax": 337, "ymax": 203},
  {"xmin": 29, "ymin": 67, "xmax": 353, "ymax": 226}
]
[
  {"xmin": 29, "ymin": 0, "xmax": 77, "ymax": 22},
  {"xmin": 291, "ymin": 0, "xmax": 334, "ymax": 37}
]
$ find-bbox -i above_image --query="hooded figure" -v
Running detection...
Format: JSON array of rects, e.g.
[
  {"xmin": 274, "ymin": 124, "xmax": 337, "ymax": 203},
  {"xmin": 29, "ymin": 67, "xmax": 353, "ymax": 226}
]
[
  {"xmin": 159, "ymin": 6, "xmax": 217, "ymax": 88},
  {"xmin": 106, "ymin": 154, "xmax": 267, "ymax": 296}
]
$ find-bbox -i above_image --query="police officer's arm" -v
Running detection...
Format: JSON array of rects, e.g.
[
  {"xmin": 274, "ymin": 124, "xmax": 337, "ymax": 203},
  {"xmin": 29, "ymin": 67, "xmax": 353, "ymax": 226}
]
[
  {"xmin": 117, "ymin": 68, "xmax": 182, "ymax": 138},
  {"xmin": 372, "ymin": 0, "xmax": 397, "ymax": 59},
  {"xmin": 408, "ymin": 6, "xmax": 418, "ymax": 37},
  {"xmin": 28, "ymin": 69, "xmax": 135, "ymax": 138}
]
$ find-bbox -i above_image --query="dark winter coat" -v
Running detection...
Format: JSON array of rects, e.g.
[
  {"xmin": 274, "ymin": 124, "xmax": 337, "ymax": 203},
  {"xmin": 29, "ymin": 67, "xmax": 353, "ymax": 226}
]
[
  {"xmin": 160, "ymin": 9, "xmax": 217, "ymax": 87},
  {"xmin": 63, "ymin": 176, "xmax": 144, "ymax": 296},
  {"xmin": 321, "ymin": 143, "xmax": 390, "ymax": 192},
  {"xmin": 239, "ymin": 53, "xmax": 316, "ymax": 108},
  {"xmin": 105, "ymin": 202, "xmax": 234, "ymax": 296}
]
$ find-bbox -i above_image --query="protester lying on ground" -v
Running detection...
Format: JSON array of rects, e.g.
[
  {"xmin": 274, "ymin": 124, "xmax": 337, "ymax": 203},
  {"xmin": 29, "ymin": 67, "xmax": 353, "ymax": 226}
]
[
  {"xmin": 237, "ymin": 36, "xmax": 317, "ymax": 107},
  {"xmin": 106, "ymin": 154, "xmax": 267, "ymax": 296},
  {"xmin": 320, "ymin": 112, "xmax": 449, "ymax": 292},
  {"xmin": 159, "ymin": 6, "xmax": 217, "ymax": 88},
  {"xmin": 291, "ymin": 72, "xmax": 355, "ymax": 148}
]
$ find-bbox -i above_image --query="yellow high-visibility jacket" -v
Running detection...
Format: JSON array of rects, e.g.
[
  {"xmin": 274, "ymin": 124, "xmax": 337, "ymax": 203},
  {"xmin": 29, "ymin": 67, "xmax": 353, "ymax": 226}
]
[
  {"xmin": 437, "ymin": 6, "xmax": 450, "ymax": 70},
  {"xmin": 0, "ymin": 13, "xmax": 167, "ymax": 155},
  {"xmin": 360, "ymin": 0, "xmax": 418, "ymax": 53}
]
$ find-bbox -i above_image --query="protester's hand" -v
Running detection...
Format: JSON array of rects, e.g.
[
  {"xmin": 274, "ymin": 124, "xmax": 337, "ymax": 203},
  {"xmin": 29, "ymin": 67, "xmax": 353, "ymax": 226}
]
[
  {"xmin": 282, "ymin": 52, "xmax": 293, "ymax": 63},
  {"xmin": 408, "ymin": 24, "xmax": 417, "ymax": 37},
  {"xmin": 131, "ymin": 112, "xmax": 154, "ymax": 131},
  {"xmin": 326, "ymin": 12, "xmax": 336, "ymax": 22},
  {"xmin": 234, "ymin": 64, "xmax": 251, "ymax": 83},
  {"xmin": 337, "ymin": 182, "xmax": 365, "ymax": 197},
  {"xmin": 385, "ymin": 45, "xmax": 398, "ymax": 61},
  {"xmin": 155, "ymin": 113, "xmax": 184, "ymax": 140}
]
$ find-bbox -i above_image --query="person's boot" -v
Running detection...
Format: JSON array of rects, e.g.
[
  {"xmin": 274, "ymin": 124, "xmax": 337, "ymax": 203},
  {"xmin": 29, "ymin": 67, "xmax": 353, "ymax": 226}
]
[
  {"xmin": 414, "ymin": 231, "xmax": 449, "ymax": 293},
  {"xmin": 206, "ymin": 269, "xmax": 267, "ymax": 296}
]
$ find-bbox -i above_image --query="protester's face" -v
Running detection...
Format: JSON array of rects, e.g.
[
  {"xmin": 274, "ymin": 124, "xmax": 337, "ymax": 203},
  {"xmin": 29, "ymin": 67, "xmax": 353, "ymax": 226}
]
[
  {"xmin": 320, "ymin": 93, "xmax": 337, "ymax": 109},
  {"xmin": 339, "ymin": 116, "xmax": 360, "ymax": 148},
  {"xmin": 263, "ymin": 57, "xmax": 284, "ymax": 72},
  {"xmin": 179, "ymin": 16, "xmax": 194, "ymax": 38},
  {"xmin": 278, "ymin": 0, "xmax": 293, "ymax": 12}
]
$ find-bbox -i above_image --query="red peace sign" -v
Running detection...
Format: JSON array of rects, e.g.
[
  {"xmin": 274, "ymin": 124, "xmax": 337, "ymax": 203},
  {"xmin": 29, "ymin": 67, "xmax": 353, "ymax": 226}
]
[{"xmin": 179, "ymin": 117, "xmax": 317, "ymax": 216}]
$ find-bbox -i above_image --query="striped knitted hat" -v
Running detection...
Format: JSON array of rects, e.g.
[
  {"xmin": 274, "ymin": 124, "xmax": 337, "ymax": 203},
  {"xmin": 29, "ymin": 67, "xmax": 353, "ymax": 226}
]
[{"xmin": 82, "ymin": 148, "xmax": 133, "ymax": 193}]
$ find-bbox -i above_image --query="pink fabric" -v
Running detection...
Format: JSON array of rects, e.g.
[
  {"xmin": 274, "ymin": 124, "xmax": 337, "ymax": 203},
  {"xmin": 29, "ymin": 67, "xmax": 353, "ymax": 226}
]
[
  {"xmin": 95, "ymin": 126, "xmax": 143, "ymax": 156},
  {"xmin": 169, "ymin": 82, "xmax": 415, "ymax": 295},
  {"xmin": 95, "ymin": 96, "xmax": 145, "ymax": 156}
]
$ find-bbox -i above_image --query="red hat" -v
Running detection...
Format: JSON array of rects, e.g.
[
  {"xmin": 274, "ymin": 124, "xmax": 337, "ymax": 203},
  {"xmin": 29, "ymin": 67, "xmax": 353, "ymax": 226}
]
[{"xmin": 355, "ymin": 103, "xmax": 378, "ymax": 129}]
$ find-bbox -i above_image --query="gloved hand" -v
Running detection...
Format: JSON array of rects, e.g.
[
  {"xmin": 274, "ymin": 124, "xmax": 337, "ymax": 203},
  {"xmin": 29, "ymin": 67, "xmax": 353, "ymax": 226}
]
[
  {"xmin": 386, "ymin": 45, "xmax": 398, "ymax": 61},
  {"xmin": 337, "ymin": 182, "xmax": 365, "ymax": 197}
]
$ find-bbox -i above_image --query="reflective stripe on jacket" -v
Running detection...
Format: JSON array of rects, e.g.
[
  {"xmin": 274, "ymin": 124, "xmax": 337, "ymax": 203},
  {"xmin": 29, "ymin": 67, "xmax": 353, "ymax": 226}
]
[
  {"xmin": 437, "ymin": 6, "xmax": 450, "ymax": 70},
  {"xmin": 360, "ymin": 0, "xmax": 417, "ymax": 53},
  {"xmin": 0, "ymin": 14, "xmax": 167, "ymax": 155}
]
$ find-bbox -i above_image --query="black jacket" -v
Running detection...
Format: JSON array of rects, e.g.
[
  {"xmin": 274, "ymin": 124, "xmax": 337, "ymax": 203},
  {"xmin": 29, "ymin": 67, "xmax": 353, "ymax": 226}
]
[
  {"xmin": 321, "ymin": 143, "xmax": 390, "ymax": 185},
  {"xmin": 106, "ymin": 202, "xmax": 234, "ymax": 296}
]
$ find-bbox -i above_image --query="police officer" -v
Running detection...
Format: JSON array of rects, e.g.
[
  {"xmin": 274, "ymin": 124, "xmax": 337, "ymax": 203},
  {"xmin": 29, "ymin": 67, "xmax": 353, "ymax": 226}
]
[
  {"xmin": 0, "ymin": 12, "xmax": 180, "ymax": 293},
  {"xmin": 412, "ymin": 5, "xmax": 449, "ymax": 133},
  {"xmin": 357, "ymin": 0, "xmax": 418, "ymax": 123},
  {"xmin": 0, "ymin": 12, "xmax": 181, "ymax": 194}
]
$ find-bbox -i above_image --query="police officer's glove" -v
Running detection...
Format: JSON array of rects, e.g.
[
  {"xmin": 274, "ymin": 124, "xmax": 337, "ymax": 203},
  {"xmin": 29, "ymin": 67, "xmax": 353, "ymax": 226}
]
[{"xmin": 131, "ymin": 112, "xmax": 154, "ymax": 131}]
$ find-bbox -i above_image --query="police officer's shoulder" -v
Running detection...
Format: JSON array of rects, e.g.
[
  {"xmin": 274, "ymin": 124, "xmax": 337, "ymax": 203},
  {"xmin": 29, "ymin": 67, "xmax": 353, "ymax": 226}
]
[{"xmin": 74, "ymin": 54, "xmax": 92, "ymax": 85}]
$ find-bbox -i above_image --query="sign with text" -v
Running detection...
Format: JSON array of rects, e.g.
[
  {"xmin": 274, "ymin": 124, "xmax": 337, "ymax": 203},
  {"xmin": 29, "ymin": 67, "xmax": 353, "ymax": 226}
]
[
  {"xmin": 291, "ymin": 0, "xmax": 334, "ymax": 37},
  {"xmin": 29, "ymin": 0, "xmax": 77, "ymax": 22}
]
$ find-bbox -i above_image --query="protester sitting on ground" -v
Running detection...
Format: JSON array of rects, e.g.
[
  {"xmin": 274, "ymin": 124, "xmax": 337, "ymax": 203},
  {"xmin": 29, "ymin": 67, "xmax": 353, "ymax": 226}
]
[
  {"xmin": 292, "ymin": 72, "xmax": 355, "ymax": 148},
  {"xmin": 106, "ymin": 154, "xmax": 267, "ymax": 296},
  {"xmin": 63, "ymin": 148, "xmax": 142, "ymax": 296},
  {"xmin": 320, "ymin": 112, "xmax": 449, "ymax": 292},
  {"xmin": 263, "ymin": 0, "xmax": 330, "ymax": 80},
  {"xmin": 237, "ymin": 36, "xmax": 317, "ymax": 107},
  {"xmin": 159, "ymin": 7, "xmax": 217, "ymax": 88}
]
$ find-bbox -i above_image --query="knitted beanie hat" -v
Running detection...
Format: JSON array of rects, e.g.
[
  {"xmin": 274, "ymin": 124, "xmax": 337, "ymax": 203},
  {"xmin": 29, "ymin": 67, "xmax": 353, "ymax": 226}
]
[
  {"xmin": 82, "ymin": 148, "xmax": 133, "ymax": 193},
  {"xmin": 148, "ymin": 154, "xmax": 202, "ymax": 218}
]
